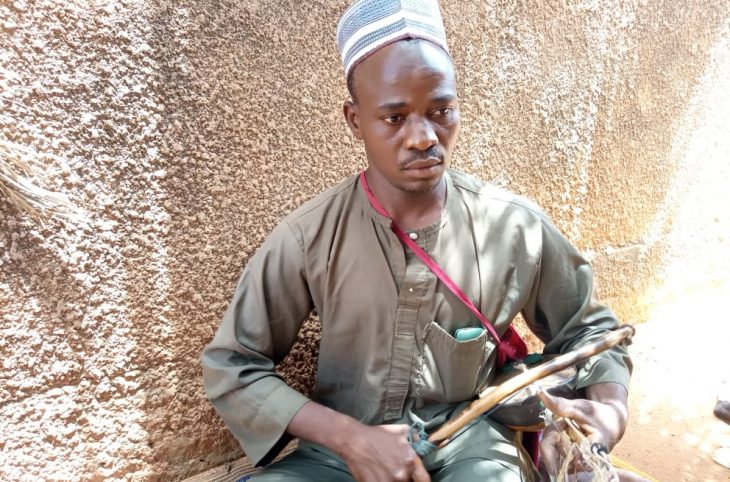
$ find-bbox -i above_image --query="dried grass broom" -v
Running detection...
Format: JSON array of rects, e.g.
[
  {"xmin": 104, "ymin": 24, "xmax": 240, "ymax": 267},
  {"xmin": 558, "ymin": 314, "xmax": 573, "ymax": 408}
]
[{"xmin": 0, "ymin": 141, "xmax": 79, "ymax": 222}]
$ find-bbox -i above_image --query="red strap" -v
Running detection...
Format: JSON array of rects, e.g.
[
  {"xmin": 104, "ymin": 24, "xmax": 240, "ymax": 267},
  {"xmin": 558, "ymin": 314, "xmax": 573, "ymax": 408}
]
[{"xmin": 359, "ymin": 171, "xmax": 527, "ymax": 366}]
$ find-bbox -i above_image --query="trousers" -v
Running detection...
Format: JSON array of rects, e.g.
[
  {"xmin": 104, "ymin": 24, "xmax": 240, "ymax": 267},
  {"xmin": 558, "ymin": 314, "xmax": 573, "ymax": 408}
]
[{"xmin": 250, "ymin": 417, "xmax": 538, "ymax": 481}]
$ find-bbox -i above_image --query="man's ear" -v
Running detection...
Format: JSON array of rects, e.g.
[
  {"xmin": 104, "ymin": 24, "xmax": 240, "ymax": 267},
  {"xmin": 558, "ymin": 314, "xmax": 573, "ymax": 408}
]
[{"xmin": 343, "ymin": 100, "xmax": 363, "ymax": 140}]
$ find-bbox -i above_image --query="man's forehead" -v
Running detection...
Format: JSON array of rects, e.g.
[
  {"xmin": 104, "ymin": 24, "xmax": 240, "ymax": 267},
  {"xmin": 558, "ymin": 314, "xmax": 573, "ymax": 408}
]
[
  {"xmin": 371, "ymin": 40, "xmax": 453, "ymax": 76},
  {"xmin": 336, "ymin": 0, "xmax": 450, "ymax": 80},
  {"xmin": 355, "ymin": 40, "xmax": 456, "ymax": 94}
]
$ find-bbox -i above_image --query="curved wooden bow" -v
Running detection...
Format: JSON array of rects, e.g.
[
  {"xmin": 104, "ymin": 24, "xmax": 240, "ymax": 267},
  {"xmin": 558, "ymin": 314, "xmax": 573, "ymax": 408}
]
[{"xmin": 427, "ymin": 324, "xmax": 635, "ymax": 448}]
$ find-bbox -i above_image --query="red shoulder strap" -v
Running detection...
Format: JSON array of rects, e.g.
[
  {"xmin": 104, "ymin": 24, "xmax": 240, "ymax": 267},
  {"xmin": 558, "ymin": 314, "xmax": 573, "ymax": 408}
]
[{"xmin": 359, "ymin": 171, "xmax": 527, "ymax": 366}]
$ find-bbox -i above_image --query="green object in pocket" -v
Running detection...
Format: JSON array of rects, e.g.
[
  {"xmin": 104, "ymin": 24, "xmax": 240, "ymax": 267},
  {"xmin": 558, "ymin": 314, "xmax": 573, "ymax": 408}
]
[{"xmin": 454, "ymin": 326, "xmax": 484, "ymax": 341}]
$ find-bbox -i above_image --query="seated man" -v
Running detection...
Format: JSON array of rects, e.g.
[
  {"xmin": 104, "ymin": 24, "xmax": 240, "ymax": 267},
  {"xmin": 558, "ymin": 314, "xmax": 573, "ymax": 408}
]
[{"xmin": 202, "ymin": 1, "xmax": 632, "ymax": 480}]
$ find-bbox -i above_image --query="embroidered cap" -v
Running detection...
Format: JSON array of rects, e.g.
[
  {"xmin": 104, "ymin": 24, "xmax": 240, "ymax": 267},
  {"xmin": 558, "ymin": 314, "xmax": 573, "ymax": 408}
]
[{"xmin": 336, "ymin": 0, "xmax": 450, "ymax": 79}]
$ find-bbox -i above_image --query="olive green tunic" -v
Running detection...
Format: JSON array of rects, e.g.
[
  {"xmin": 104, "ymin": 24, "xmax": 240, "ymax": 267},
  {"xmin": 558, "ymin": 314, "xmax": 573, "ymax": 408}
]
[{"xmin": 201, "ymin": 170, "xmax": 631, "ymax": 477}]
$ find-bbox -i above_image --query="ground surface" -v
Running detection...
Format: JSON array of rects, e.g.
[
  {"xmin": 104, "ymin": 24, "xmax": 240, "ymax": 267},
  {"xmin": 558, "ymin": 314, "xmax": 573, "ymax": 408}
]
[{"xmin": 613, "ymin": 281, "xmax": 730, "ymax": 482}]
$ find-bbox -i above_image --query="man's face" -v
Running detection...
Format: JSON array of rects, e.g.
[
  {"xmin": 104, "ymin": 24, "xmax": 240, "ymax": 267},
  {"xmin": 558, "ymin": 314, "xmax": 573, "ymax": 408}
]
[{"xmin": 344, "ymin": 40, "xmax": 460, "ymax": 194}]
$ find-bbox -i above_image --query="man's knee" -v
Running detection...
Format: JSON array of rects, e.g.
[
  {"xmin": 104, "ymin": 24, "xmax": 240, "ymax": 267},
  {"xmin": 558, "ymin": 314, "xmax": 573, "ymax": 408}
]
[
  {"xmin": 431, "ymin": 457, "xmax": 533, "ymax": 482},
  {"xmin": 249, "ymin": 447, "xmax": 355, "ymax": 482}
]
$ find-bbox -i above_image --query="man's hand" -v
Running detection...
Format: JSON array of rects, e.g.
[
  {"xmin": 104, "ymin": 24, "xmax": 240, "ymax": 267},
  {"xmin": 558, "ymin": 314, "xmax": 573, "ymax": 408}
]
[
  {"xmin": 287, "ymin": 401, "xmax": 430, "ymax": 482},
  {"xmin": 538, "ymin": 382, "xmax": 629, "ymax": 476},
  {"xmin": 339, "ymin": 423, "xmax": 431, "ymax": 482}
]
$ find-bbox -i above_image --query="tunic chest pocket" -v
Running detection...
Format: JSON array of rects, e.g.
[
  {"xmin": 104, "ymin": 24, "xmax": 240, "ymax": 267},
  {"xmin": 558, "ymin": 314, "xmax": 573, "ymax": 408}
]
[{"xmin": 415, "ymin": 322, "xmax": 497, "ymax": 403}]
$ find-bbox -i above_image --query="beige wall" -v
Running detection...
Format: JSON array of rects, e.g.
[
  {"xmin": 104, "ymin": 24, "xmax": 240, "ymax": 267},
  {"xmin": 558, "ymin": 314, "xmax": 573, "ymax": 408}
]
[{"xmin": 1, "ymin": 1, "xmax": 728, "ymax": 480}]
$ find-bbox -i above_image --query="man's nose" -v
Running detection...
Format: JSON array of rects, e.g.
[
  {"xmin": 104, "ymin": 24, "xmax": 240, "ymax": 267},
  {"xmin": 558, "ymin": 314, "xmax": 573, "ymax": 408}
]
[{"xmin": 404, "ymin": 116, "xmax": 438, "ymax": 151}]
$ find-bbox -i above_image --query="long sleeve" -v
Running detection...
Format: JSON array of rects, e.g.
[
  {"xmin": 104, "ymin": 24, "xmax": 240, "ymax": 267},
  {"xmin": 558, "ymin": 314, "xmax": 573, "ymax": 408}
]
[
  {"xmin": 201, "ymin": 220, "xmax": 314, "ymax": 466},
  {"xmin": 521, "ymin": 214, "xmax": 632, "ymax": 391}
]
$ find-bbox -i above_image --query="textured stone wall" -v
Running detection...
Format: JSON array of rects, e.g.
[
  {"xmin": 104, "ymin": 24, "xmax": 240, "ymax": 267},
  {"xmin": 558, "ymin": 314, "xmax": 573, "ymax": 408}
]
[{"xmin": 1, "ymin": 0, "xmax": 727, "ymax": 480}]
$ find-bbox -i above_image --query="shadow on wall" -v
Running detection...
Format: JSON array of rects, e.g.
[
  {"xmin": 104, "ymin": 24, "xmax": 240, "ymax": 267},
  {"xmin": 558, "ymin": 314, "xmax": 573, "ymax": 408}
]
[
  {"xmin": 561, "ymin": 3, "xmax": 730, "ymax": 325},
  {"xmin": 129, "ymin": 1, "xmax": 350, "ymax": 480},
  {"xmin": 638, "ymin": 16, "xmax": 730, "ymax": 307},
  {"xmin": 611, "ymin": 21, "xmax": 730, "ymax": 476}
]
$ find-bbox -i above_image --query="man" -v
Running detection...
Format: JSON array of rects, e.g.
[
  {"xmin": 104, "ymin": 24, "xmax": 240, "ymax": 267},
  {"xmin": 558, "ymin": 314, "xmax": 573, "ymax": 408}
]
[{"xmin": 202, "ymin": 1, "xmax": 632, "ymax": 480}]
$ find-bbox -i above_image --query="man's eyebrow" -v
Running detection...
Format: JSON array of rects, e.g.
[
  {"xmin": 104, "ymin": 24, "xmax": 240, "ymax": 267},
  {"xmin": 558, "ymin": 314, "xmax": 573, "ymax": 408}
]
[
  {"xmin": 431, "ymin": 94, "xmax": 457, "ymax": 104},
  {"xmin": 377, "ymin": 101, "xmax": 408, "ymax": 112},
  {"xmin": 377, "ymin": 94, "xmax": 457, "ymax": 112}
]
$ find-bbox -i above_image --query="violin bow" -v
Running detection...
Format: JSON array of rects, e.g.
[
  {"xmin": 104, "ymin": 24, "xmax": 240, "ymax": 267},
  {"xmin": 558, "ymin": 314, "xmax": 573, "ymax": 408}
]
[{"xmin": 425, "ymin": 324, "xmax": 635, "ymax": 449}]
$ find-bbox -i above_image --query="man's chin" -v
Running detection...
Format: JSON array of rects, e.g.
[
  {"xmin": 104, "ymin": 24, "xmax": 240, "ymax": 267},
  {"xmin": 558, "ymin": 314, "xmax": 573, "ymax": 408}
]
[{"xmin": 396, "ymin": 171, "xmax": 445, "ymax": 194}]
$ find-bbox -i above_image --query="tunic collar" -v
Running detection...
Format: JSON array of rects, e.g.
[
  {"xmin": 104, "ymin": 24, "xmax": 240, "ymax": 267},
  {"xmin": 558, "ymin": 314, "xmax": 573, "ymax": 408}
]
[{"xmin": 358, "ymin": 169, "xmax": 454, "ymax": 237}]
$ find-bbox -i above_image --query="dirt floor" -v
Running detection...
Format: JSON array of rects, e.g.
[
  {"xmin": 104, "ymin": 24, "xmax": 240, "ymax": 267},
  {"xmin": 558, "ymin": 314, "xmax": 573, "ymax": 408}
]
[
  {"xmin": 612, "ymin": 281, "xmax": 730, "ymax": 482},
  {"xmin": 611, "ymin": 66, "xmax": 730, "ymax": 482}
]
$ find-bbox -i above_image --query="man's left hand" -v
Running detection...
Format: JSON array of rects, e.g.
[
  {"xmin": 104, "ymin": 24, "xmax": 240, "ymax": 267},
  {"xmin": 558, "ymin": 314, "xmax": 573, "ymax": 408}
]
[{"xmin": 538, "ymin": 382, "xmax": 629, "ymax": 476}]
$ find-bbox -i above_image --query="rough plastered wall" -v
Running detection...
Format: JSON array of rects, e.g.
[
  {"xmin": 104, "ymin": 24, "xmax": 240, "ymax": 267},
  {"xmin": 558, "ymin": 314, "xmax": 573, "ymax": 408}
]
[{"xmin": 0, "ymin": 0, "xmax": 728, "ymax": 480}]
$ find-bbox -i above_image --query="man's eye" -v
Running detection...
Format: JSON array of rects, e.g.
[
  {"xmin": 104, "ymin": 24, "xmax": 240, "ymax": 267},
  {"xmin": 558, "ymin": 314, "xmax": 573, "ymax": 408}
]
[
  {"xmin": 434, "ymin": 108, "xmax": 452, "ymax": 117},
  {"xmin": 383, "ymin": 115, "xmax": 403, "ymax": 124}
]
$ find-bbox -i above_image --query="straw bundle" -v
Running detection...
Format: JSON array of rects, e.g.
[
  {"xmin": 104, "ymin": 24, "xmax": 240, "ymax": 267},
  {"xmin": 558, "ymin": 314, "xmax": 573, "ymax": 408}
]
[
  {"xmin": 552, "ymin": 418, "xmax": 656, "ymax": 482},
  {"xmin": 0, "ymin": 141, "xmax": 77, "ymax": 222}
]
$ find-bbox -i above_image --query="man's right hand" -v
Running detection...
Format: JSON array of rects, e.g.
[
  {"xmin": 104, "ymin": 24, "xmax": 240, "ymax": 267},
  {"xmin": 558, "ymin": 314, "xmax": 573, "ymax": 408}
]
[
  {"xmin": 339, "ymin": 423, "xmax": 431, "ymax": 482},
  {"xmin": 287, "ymin": 401, "xmax": 430, "ymax": 482}
]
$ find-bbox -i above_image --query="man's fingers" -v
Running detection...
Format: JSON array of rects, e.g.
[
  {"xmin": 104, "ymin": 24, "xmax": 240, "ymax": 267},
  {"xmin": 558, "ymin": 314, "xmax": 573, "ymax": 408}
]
[
  {"xmin": 411, "ymin": 457, "xmax": 431, "ymax": 482},
  {"xmin": 383, "ymin": 424, "xmax": 411, "ymax": 437},
  {"xmin": 542, "ymin": 391, "xmax": 623, "ymax": 449},
  {"xmin": 540, "ymin": 390, "xmax": 584, "ymax": 422},
  {"xmin": 539, "ymin": 438, "xmax": 560, "ymax": 475},
  {"xmin": 539, "ymin": 422, "xmax": 568, "ymax": 476}
]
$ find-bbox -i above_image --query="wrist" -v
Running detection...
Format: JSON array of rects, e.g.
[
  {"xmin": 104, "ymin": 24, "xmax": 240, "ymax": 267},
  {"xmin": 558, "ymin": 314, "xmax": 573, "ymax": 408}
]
[
  {"xmin": 287, "ymin": 401, "xmax": 364, "ymax": 458},
  {"xmin": 333, "ymin": 416, "xmax": 368, "ymax": 461},
  {"xmin": 585, "ymin": 381, "xmax": 629, "ymax": 445},
  {"xmin": 586, "ymin": 382, "xmax": 628, "ymax": 413}
]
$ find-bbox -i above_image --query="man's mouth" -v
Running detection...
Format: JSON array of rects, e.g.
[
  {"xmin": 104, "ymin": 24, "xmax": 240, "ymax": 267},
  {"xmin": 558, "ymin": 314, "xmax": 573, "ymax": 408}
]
[{"xmin": 402, "ymin": 158, "xmax": 442, "ymax": 170}]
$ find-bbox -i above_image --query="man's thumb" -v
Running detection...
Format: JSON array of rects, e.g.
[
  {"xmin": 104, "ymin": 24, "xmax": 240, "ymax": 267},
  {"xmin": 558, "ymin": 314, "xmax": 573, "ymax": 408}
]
[{"xmin": 539, "ymin": 389, "xmax": 573, "ymax": 418}]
